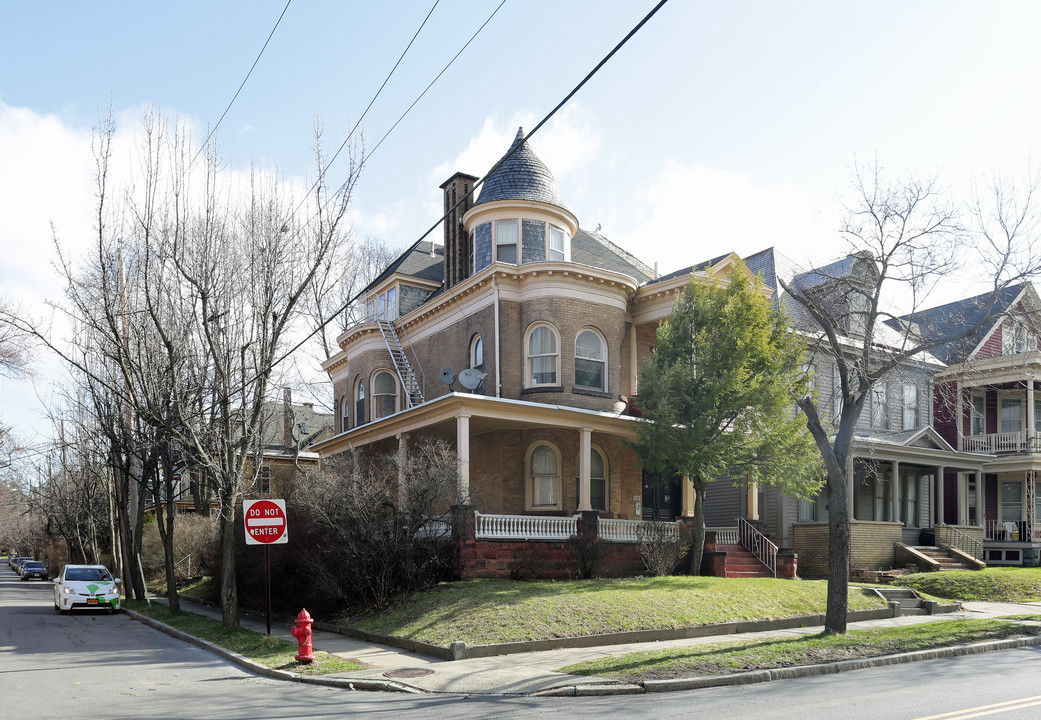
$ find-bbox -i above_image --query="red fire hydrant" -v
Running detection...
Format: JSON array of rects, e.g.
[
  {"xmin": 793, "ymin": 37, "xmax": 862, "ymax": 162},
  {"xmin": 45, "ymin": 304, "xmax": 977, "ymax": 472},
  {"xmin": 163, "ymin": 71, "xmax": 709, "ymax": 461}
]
[{"xmin": 290, "ymin": 609, "xmax": 315, "ymax": 663}]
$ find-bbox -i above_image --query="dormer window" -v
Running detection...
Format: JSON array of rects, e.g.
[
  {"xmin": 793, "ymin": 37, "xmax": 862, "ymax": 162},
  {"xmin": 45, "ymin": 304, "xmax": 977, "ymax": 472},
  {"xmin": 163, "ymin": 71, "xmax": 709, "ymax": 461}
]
[
  {"xmin": 471, "ymin": 218, "xmax": 572, "ymax": 271},
  {"xmin": 366, "ymin": 286, "xmax": 398, "ymax": 322}
]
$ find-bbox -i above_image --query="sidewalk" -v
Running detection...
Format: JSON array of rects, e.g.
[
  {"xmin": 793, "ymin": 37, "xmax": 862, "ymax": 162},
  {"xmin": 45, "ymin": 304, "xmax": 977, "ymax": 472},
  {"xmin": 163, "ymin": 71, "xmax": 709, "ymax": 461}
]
[{"xmin": 145, "ymin": 597, "xmax": 1041, "ymax": 696}]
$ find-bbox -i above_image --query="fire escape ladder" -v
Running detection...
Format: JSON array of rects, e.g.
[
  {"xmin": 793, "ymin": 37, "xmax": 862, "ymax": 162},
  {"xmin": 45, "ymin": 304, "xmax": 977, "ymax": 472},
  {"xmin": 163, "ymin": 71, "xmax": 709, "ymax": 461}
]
[{"xmin": 377, "ymin": 319, "xmax": 424, "ymax": 407}]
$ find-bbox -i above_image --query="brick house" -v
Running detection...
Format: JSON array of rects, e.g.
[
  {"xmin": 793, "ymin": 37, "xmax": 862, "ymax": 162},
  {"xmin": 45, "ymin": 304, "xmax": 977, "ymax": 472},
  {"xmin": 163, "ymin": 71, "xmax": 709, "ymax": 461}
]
[{"xmin": 312, "ymin": 129, "xmax": 773, "ymax": 577}]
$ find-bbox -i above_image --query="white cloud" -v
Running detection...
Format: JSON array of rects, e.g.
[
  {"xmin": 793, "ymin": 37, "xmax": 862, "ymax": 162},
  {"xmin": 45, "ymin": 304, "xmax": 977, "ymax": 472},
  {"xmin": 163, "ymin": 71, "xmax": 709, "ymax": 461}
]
[{"xmin": 606, "ymin": 160, "xmax": 839, "ymax": 276}]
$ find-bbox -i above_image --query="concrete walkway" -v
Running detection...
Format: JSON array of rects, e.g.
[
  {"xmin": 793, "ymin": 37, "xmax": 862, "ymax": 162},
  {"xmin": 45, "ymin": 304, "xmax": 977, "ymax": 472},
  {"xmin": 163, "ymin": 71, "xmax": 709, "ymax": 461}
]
[{"xmin": 147, "ymin": 597, "xmax": 1041, "ymax": 695}]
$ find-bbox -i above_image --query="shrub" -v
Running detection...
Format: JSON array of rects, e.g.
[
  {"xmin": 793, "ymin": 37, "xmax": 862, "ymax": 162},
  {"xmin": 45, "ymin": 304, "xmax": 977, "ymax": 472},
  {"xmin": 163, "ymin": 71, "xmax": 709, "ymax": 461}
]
[
  {"xmin": 638, "ymin": 520, "xmax": 690, "ymax": 576},
  {"xmin": 566, "ymin": 534, "xmax": 604, "ymax": 579}
]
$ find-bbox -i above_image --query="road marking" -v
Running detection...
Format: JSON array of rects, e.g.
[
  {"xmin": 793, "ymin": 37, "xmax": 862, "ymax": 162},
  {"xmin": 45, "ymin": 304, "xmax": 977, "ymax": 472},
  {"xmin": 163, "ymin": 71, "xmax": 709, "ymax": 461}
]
[{"xmin": 915, "ymin": 695, "xmax": 1041, "ymax": 719}]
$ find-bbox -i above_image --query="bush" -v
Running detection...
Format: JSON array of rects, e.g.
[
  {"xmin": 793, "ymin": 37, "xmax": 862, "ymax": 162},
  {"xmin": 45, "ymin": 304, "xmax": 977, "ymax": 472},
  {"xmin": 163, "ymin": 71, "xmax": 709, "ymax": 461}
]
[
  {"xmin": 509, "ymin": 544, "xmax": 551, "ymax": 581},
  {"xmin": 638, "ymin": 521, "xmax": 690, "ymax": 576},
  {"xmin": 141, "ymin": 513, "xmax": 219, "ymax": 581},
  {"xmin": 566, "ymin": 534, "xmax": 604, "ymax": 579}
]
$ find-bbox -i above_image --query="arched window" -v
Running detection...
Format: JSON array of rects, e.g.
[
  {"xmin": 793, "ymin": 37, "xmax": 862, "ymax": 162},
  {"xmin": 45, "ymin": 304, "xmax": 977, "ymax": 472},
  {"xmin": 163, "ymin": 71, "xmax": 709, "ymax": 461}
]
[
  {"xmin": 527, "ymin": 443, "xmax": 560, "ymax": 509},
  {"xmin": 590, "ymin": 447, "xmax": 607, "ymax": 512},
  {"xmin": 526, "ymin": 324, "xmax": 559, "ymax": 387},
  {"xmin": 373, "ymin": 371, "xmax": 398, "ymax": 419},
  {"xmin": 341, "ymin": 395, "xmax": 350, "ymax": 432},
  {"xmin": 355, "ymin": 378, "xmax": 366, "ymax": 426},
  {"xmin": 575, "ymin": 329, "xmax": 606, "ymax": 391},
  {"xmin": 469, "ymin": 334, "xmax": 484, "ymax": 370}
]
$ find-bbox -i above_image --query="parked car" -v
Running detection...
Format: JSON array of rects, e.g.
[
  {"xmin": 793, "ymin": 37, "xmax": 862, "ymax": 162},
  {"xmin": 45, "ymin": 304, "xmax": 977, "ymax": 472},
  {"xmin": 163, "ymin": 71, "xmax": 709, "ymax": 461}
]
[
  {"xmin": 19, "ymin": 561, "xmax": 48, "ymax": 580},
  {"xmin": 9, "ymin": 554, "xmax": 20, "ymax": 569},
  {"xmin": 53, "ymin": 565, "xmax": 121, "ymax": 614},
  {"xmin": 15, "ymin": 557, "xmax": 33, "ymax": 576}
]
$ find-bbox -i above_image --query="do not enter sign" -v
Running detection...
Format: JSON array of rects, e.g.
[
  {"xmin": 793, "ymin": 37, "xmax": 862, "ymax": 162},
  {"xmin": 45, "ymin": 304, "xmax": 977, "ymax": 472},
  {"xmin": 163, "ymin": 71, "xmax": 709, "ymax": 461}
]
[{"xmin": 243, "ymin": 499, "xmax": 288, "ymax": 545}]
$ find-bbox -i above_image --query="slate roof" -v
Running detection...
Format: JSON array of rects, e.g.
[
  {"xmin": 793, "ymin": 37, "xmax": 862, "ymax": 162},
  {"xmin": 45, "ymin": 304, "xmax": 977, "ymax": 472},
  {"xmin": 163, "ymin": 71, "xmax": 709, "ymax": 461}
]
[
  {"xmin": 572, "ymin": 229, "xmax": 655, "ymax": 281},
  {"xmin": 474, "ymin": 128, "xmax": 569, "ymax": 212},
  {"xmin": 259, "ymin": 401, "xmax": 335, "ymax": 452},
  {"xmin": 892, "ymin": 283, "xmax": 1027, "ymax": 365},
  {"xmin": 367, "ymin": 241, "xmax": 444, "ymax": 291}
]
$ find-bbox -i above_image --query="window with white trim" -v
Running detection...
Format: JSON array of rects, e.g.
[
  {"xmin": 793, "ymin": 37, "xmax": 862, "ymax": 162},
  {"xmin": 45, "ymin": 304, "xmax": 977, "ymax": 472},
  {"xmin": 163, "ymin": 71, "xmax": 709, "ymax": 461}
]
[
  {"xmin": 469, "ymin": 334, "xmax": 484, "ymax": 370},
  {"xmin": 341, "ymin": 396, "xmax": 350, "ymax": 432},
  {"xmin": 871, "ymin": 384, "xmax": 888, "ymax": 429},
  {"xmin": 528, "ymin": 444, "xmax": 560, "ymax": 509},
  {"xmin": 1000, "ymin": 397, "xmax": 1023, "ymax": 433},
  {"xmin": 902, "ymin": 384, "xmax": 919, "ymax": 430},
  {"xmin": 495, "ymin": 219, "xmax": 518, "ymax": 264},
  {"xmin": 1003, "ymin": 317, "xmax": 1036, "ymax": 355},
  {"xmin": 575, "ymin": 329, "xmax": 606, "ymax": 390},
  {"xmin": 526, "ymin": 324, "xmax": 559, "ymax": 386},
  {"xmin": 355, "ymin": 378, "xmax": 366, "ymax": 426},
  {"xmin": 365, "ymin": 286, "xmax": 398, "ymax": 322},
  {"xmin": 548, "ymin": 226, "xmax": 566, "ymax": 261},
  {"xmin": 590, "ymin": 448, "xmax": 607, "ymax": 512},
  {"xmin": 373, "ymin": 371, "xmax": 398, "ymax": 419},
  {"xmin": 971, "ymin": 394, "xmax": 986, "ymax": 435}
]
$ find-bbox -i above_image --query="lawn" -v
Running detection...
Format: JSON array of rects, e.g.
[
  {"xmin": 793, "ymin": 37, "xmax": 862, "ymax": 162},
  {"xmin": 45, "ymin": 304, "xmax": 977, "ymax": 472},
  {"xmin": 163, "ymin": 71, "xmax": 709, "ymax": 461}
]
[
  {"xmin": 560, "ymin": 618, "xmax": 1040, "ymax": 682},
  {"xmin": 900, "ymin": 567, "xmax": 1041, "ymax": 602},
  {"xmin": 125, "ymin": 600, "xmax": 366, "ymax": 676},
  {"xmin": 341, "ymin": 576, "xmax": 888, "ymax": 647}
]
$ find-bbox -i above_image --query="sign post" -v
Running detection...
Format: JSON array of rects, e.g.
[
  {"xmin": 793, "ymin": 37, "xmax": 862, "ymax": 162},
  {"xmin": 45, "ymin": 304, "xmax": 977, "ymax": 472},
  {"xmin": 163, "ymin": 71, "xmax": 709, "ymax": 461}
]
[{"xmin": 243, "ymin": 499, "xmax": 288, "ymax": 635}]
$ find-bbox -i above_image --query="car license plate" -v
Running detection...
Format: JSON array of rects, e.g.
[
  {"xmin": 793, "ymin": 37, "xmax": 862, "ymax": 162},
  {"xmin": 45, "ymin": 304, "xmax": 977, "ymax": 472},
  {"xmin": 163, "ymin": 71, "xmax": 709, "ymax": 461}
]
[{"xmin": 87, "ymin": 598, "xmax": 98, "ymax": 605}]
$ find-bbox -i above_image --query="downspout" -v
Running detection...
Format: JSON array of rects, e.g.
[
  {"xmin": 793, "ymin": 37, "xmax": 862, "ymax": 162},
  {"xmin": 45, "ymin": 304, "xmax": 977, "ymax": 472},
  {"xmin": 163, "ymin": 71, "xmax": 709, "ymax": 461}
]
[{"xmin": 493, "ymin": 274, "xmax": 502, "ymax": 397}]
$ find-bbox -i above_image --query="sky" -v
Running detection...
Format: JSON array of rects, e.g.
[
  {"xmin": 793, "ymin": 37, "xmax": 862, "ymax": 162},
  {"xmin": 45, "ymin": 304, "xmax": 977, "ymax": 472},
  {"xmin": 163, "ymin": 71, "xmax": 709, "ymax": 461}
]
[{"xmin": 3, "ymin": 0, "xmax": 1041, "ymax": 445}]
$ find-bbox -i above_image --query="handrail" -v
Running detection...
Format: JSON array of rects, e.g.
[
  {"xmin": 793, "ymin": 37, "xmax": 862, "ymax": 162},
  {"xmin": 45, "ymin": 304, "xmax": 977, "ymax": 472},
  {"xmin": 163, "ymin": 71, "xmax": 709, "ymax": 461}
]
[
  {"xmin": 396, "ymin": 321, "xmax": 426, "ymax": 401},
  {"xmin": 738, "ymin": 517, "xmax": 777, "ymax": 577},
  {"xmin": 939, "ymin": 525, "xmax": 982, "ymax": 560}
]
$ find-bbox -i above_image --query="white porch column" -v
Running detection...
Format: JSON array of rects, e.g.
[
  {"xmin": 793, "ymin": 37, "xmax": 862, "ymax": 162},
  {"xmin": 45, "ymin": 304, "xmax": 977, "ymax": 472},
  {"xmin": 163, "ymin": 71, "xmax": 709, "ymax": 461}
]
[
  {"xmin": 958, "ymin": 472, "xmax": 969, "ymax": 526},
  {"xmin": 891, "ymin": 461, "xmax": 901, "ymax": 523},
  {"xmin": 1029, "ymin": 382, "xmax": 1036, "ymax": 450},
  {"xmin": 978, "ymin": 469, "xmax": 987, "ymax": 531},
  {"xmin": 681, "ymin": 475, "xmax": 695, "ymax": 517},
  {"xmin": 746, "ymin": 481, "xmax": 760, "ymax": 520},
  {"xmin": 956, "ymin": 381, "xmax": 963, "ymax": 451},
  {"xmin": 936, "ymin": 466, "xmax": 945, "ymax": 525},
  {"xmin": 578, "ymin": 427, "xmax": 592, "ymax": 512},
  {"xmin": 456, "ymin": 412, "xmax": 471, "ymax": 499},
  {"xmin": 630, "ymin": 323, "xmax": 639, "ymax": 396}
]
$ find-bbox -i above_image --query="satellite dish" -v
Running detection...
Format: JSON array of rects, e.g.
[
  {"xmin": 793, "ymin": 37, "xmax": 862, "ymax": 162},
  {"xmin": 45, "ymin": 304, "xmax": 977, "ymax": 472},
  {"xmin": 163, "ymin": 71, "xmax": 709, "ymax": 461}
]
[
  {"xmin": 458, "ymin": 368, "xmax": 486, "ymax": 391},
  {"xmin": 439, "ymin": 368, "xmax": 457, "ymax": 386}
]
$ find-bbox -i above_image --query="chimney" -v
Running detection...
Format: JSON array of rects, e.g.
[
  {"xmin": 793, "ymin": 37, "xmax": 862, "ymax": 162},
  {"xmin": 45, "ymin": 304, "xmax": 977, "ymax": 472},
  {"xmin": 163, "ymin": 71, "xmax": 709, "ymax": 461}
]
[
  {"xmin": 282, "ymin": 387, "xmax": 292, "ymax": 450},
  {"xmin": 439, "ymin": 172, "xmax": 479, "ymax": 290}
]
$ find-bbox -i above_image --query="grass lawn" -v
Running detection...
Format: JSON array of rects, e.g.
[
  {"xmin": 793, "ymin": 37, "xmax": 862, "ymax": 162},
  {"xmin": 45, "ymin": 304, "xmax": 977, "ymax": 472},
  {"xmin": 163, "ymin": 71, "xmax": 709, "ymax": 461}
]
[
  {"xmin": 342, "ymin": 577, "xmax": 888, "ymax": 647},
  {"xmin": 125, "ymin": 600, "xmax": 366, "ymax": 676},
  {"xmin": 901, "ymin": 568, "xmax": 1041, "ymax": 602},
  {"xmin": 560, "ymin": 618, "xmax": 1040, "ymax": 682}
]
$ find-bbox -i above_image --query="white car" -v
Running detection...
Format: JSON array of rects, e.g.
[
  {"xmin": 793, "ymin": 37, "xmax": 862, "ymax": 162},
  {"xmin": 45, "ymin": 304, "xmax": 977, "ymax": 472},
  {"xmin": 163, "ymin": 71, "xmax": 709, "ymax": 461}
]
[{"xmin": 53, "ymin": 565, "xmax": 121, "ymax": 614}]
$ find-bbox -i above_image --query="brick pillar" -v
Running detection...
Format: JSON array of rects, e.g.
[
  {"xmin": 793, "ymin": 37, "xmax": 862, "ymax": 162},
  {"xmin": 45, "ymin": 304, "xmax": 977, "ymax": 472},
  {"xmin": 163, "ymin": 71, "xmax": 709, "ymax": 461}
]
[
  {"xmin": 579, "ymin": 510, "xmax": 600, "ymax": 540},
  {"xmin": 777, "ymin": 551, "xmax": 798, "ymax": 579},
  {"xmin": 451, "ymin": 505, "xmax": 476, "ymax": 542},
  {"xmin": 451, "ymin": 505, "xmax": 476, "ymax": 580}
]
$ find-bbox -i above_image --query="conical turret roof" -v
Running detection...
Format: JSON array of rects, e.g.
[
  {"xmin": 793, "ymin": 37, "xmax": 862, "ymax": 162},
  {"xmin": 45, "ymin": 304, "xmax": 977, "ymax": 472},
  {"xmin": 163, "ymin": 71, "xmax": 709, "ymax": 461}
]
[{"xmin": 474, "ymin": 128, "xmax": 569, "ymax": 211}]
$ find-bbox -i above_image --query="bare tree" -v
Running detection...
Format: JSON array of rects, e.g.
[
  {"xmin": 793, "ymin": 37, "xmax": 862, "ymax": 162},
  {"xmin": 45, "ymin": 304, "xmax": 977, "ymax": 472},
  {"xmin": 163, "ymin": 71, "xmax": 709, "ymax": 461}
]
[{"xmin": 783, "ymin": 160, "xmax": 1041, "ymax": 634}]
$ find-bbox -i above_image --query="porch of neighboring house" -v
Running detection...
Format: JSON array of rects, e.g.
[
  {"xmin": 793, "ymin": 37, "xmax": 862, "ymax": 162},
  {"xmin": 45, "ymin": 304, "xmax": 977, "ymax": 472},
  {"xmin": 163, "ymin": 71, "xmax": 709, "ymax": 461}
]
[
  {"xmin": 941, "ymin": 361, "xmax": 1041, "ymax": 566},
  {"xmin": 792, "ymin": 430, "xmax": 990, "ymax": 577}
]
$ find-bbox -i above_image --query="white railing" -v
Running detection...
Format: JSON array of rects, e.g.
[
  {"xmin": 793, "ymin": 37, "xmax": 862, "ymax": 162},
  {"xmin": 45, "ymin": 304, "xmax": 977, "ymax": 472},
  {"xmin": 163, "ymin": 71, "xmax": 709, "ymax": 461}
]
[
  {"xmin": 599, "ymin": 517, "xmax": 679, "ymax": 543},
  {"xmin": 937, "ymin": 525, "xmax": 982, "ymax": 560},
  {"xmin": 738, "ymin": 517, "xmax": 777, "ymax": 577},
  {"xmin": 414, "ymin": 515, "xmax": 452, "ymax": 539},
  {"xmin": 708, "ymin": 526, "xmax": 739, "ymax": 545},
  {"xmin": 986, "ymin": 518, "xmax": 1028, "ymax": 541},
  {"xmin": 962, "ymin": 432, "xmax": 1026, "ymax": 453},
  {"xmin": 474, "ymin": 512, "xmax": 578, "ymax": 540}
]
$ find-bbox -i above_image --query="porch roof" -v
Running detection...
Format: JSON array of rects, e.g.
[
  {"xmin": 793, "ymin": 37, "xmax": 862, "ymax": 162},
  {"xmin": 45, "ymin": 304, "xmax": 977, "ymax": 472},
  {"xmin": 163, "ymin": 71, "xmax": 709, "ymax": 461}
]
[
  {"xmin": 936, "ymin": 350, "xmax": 1041, "ymax": 386},
  {"xmin": 852, "ymin": 426, "xmax": 992, "ymax": 471},
  {"xmin": 311, "ymin": 392, "xmax": 641, "ymax": 456}
]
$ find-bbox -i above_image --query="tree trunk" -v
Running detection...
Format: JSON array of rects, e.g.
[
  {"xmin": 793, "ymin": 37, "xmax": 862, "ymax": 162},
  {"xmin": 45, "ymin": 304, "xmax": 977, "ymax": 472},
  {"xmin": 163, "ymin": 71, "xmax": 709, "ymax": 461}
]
[
  {"xmin": 218, "ymin": 506, "xmax": 239, "ymax": 628},
  {"xmin": 687, "ymin": 477, "xmax": 707, "ymax": 574},
  {"xmin": 824, "ymin": 464, "xmax": 850, "ymax": 634}
]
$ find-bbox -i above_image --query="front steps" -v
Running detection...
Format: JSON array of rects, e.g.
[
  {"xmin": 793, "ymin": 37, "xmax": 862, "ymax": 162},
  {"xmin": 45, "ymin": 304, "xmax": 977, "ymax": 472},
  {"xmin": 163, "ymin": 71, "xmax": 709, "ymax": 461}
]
[
  {"xmin": 718, "ymin": 544, "xmax": 774, "ymax": 578},
  {"xmin": 874, "ymin": 587, "xmax": 927, "ymax": 615},
  {"xmin": 911, "ymin": 545, "xmax": 975, "ymax": 571}
]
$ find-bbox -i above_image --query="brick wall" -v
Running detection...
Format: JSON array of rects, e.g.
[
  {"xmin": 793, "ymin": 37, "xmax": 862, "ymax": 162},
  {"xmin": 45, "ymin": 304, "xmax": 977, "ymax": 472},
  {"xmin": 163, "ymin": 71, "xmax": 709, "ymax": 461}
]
[{"xmin": 794, "ymin": 520, "xmax": 903, "ymax": 578}]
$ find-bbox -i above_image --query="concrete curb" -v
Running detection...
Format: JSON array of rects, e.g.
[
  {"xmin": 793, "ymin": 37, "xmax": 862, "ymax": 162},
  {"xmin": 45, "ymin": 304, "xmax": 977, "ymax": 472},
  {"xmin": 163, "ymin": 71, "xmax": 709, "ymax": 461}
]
[
  {"xmin": 124, "ymin": 608, "xmax": 420, "ymax": 694},
  {"xmin": 536, "ymin": 634, "xmax": 1041, "ymax": 696}
]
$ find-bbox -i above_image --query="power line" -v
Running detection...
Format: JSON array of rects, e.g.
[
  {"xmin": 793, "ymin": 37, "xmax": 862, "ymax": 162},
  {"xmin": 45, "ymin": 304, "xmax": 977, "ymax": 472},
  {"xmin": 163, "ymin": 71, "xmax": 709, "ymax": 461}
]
[
  {"xmin": 268, "ymin": 0, "xmax": 671, "ymax": 388},
  {"xmin": 287, "ymin": 0, "xmax": 442, "ymax": 223},
  {"xmin": 190, "ymin": 0, "xmax": 293, "ymax": 169}
]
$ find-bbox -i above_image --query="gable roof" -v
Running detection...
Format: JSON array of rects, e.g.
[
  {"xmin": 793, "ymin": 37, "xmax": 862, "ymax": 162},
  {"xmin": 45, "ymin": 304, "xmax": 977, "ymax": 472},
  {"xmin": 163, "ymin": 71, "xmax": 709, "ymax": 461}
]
[
  {"xmin": 894, "ymin": 283, "xmax": 1028, "ymax": 365},
  {"xmin": 474, "ymin": 128, "xmax": 569, "ymax": 212},
  {"xmin": 366, "ymin": 241, "xmax": 444, "ymax": 292}
]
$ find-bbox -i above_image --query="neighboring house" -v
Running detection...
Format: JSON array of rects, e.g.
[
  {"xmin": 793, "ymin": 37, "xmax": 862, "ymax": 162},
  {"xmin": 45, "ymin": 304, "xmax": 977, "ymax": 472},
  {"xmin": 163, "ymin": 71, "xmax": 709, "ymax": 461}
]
[
  {"xmin": 902, "ymin": 283, "xmax": 1041, "ymax": 566},
  {"xmin": 314, "ymin": 129, "xmax": 769, "ymax": 577},
  {"xmin": 247, "ymin": 389, "xmax": 335, "ymax": 499},
  {"xmin": 700, "ymin": 251, "xmax": 990, "ymax": 577}
]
